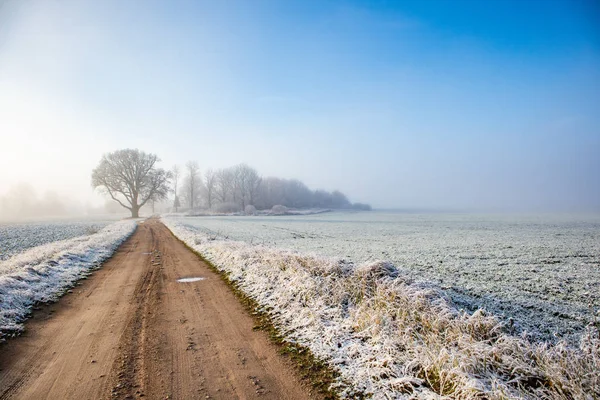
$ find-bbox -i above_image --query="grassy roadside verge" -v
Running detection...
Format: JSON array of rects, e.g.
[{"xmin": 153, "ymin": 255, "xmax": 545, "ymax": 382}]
[
  {"xmin": 165, "ymin": 226, "xmax": 354, "ymax": 400},
  {"xmin": 160, "ymin": 219, "xmax": 600, "ymax": 399}
]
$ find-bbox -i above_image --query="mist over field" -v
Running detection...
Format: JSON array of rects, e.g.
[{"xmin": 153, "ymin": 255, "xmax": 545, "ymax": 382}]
[{"xmin": 0, "ymin": 0, "xmax": 599, "ymax": 220}]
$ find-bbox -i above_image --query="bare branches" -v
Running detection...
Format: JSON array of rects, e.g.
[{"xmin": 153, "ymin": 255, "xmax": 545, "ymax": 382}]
[
  {"xmin": 184, "ymin": 161, "xmax": 201, "ymax": 210},
  {"xmin": 214, "ymin": 168, "xmax": 234, "ymax": 204},
  {"xmin": 92, "ymin": 149, "xmax": 171, "ymax": 218},
  {"xmin": 203, "ymin": 168, "xmax": 216, "ymax": 209},
  {"xmin": 138, "ymin": 168, "xmax": 171, "ymax": 208},
  {"xmin": 164, "ymin": 161, "xmax": 369, "ymax": 213}
]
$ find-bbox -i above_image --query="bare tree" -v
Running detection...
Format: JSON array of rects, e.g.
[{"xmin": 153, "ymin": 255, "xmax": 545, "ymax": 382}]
[
  {"xmin": 247, "ymin": 171, "xmax": 262, "ymax": 206},
  {"xmin": 91, "ymin": 149, "xmax": 171, "ymax": 218},
  {"xmin": 164, "ymin": 161, "xmax": 369, "ymax": 213},
  {"xmin": 234, "ymin": 164, "xmax": 261, "ymax": 208},
  {"xmin": 172, "ymin": 165, "xmax": 180, "ymax": 212},
  {"xmin": 331, "ymin": 190, "xmax": 350, "ymax": 208},
  {"xmin": 285, "ymin": 179, "xmax": 312, "ymax": 208},
  {"xmin": 203, "ymin": 168, "xmax": 216, "ymax": 209},
  {"xmin": 215, "ymin": 168, "xmax": 234, "ymax": 204},
  {"xmin": 232, "ymin": 165, "xmax": 242, "ymax": 205},
  {"xmin": 259, "ymin": 177, "xmax": 286, "ymax": 209},
  {"xmin": 184, "ymin": 161, "xmax": 201, "ymax": 210}
]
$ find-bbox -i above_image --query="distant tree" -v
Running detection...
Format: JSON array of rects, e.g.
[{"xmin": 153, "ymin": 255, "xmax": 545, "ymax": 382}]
[
  {"xmin": 233, "ymin": 164, "xmax": 261, "ymax": 209},
  {"xmin": 312, "ymin": 189, "xmax": 333, "ymax": 208},
  {"xmin": 91, "ymin": 149, "xmax": 171, "ymax": 218},
  {"xmin": 172, "ymin": 165, "xmax": 181, "ymax": 212},
  {"xmin": 351, "ymin": 202, "xmax": 372, "ymax": 211},
  {"xmin": 203, "ymin": 168, "xmax": 216, "ymax": 209},
  {"xmin": 259, "ymin": 177, "xmax": 286, "ymax": 209},
  {"xmin": 284, "ymin": 179, "xmax": 312, "ymax": 208},
  {"xmin": 331, "ymin": 190, "xmax": 351, "ymax": 208},
  {"xmin": 214, "ymin": 168, "xmax": 234, "ymax": 204},
  {"xmin": 160, "ymin": 161, "xmax": 370, "ymax": 213},
  {"xmin": 184, "ymin": 161, "xmax": 201, "ymax": 210},
  {"xmin": 245, "ymin": 168, "xmax": 262, "ymax": 207},
  {"xmin": 231, "ymin": 165, "xmax": 242, "ymax": 205}
]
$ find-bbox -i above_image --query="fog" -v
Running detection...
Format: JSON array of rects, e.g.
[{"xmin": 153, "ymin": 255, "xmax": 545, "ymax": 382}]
[
  {"xmin": 0, "ymin": 183, "xmax": 129, "ymax": 222},
  {"xmin": 1, "ymin": 0, "xmax": 599, "ymax": 221},
  {"xmin": 0, "ymin": 184, "xmax": 73, "ymax": 221}
]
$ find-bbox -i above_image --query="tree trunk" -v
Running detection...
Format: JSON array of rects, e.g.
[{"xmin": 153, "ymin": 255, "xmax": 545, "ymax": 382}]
[{"xmin": 131, "ymin": 205, "xmax": 140, "ymax": 218}]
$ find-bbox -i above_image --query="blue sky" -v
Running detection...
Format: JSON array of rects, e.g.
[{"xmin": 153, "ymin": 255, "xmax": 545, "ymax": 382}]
[{"xmin": 0, "ymin": 0, "xmax": 598, "ymax": 211}]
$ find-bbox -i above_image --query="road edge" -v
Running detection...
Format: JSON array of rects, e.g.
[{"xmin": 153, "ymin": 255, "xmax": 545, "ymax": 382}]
[{"xmin": 160, "ymin": 221, "xmax": 353, "ymax": 400}]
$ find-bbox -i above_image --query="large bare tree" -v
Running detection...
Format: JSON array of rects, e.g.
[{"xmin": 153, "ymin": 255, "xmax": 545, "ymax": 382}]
[{"xmin": 91, "ymin": 149, "xmax": 171, "ymax": 218}]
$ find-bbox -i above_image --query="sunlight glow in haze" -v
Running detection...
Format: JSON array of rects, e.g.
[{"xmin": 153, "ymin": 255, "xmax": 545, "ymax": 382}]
[{"xmin": 0, "ymin": 0, "xmax": 599, "ymax": 214}]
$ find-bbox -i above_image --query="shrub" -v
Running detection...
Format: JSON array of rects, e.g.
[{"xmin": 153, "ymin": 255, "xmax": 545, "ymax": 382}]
[
  {"xmin": 244, "ymin": 205, "xmax": 257, "ymax": 215},
  {"xmin": 271, "ymin": 205, "xmax": 288, "ymax": 215}
]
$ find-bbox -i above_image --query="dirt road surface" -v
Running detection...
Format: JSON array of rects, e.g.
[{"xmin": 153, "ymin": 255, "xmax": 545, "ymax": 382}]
[{"xmin": 0, "ymin": 220, "xmax": 317, "ymax": 400}]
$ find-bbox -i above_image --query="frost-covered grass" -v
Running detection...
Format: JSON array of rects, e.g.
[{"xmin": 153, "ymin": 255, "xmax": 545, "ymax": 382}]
[
  {"xmin": 163, "ymin": 217, "xmax": 600, "ymax": 399},
  {"xmin": 167, "ymin": 212, "xmax": 600, "ymax": 344},
  {"xmin": 0, "ymin": 219, "xmax": 137, "ymax": 339},
  {"xmin": 0, "ymin": 217, "xmax": 121, "ymax": 261}
]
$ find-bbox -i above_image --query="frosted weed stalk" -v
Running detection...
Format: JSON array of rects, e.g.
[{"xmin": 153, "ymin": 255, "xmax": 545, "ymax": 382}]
[{"xmin": 164, "ymin": 218, "xmax": 600, "ymax": 399}]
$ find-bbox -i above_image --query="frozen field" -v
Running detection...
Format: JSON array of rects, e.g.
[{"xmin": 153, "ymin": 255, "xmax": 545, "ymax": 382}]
[
  {"xmin": 0, "ymin": 217, "xmax": 137, "ymax": 339},
  {"xmin": 167, "ymin": 211, "xmax": 600, "ymax": 344},
  {"xmin": 0, "ymin": 217, "xmax": 121, "ymax": 261}
]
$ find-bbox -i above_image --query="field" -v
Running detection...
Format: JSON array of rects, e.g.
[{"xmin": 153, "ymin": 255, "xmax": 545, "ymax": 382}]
[
  {"xmin": 166, "ymin": 211, "xmax": 600, "ymax": 344},
  {"xmin": 0, "ymin": 217, "xmax": 122, "ymax": 261},
  {"xmin": 163, "ymin": 212, "xmax": 600, "ymax": 398}
]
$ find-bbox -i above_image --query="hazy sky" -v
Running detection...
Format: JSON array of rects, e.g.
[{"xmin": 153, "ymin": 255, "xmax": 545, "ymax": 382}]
[{"xmin": 0, "ymin": 0, "xmax": 599, "ymax": 211}]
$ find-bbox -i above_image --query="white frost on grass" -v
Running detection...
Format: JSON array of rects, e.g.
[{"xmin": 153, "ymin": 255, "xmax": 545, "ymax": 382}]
[
  {"xmin": 163, "ymin": 217, "xmax": 600, "ymax": 399},
  {"xmin": 0, "ymin": 219, "xmax": 137, "ymax": 339},
  {"xmin": 167, "ymin": 212, "xmax": 600, "ymax": 344},
  {"xmin": 0, "ymin": 218, "xmax": 119, "ymax": 261}
]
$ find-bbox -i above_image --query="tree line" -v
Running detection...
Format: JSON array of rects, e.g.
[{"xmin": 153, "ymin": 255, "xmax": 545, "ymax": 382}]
[
  {"xmin": 91, "ymin": 149, "xmax": 370, "ymax": 218},
  {"xmin": 174, "ymin": 162, "xmax": 371, "ymax": 213}
]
